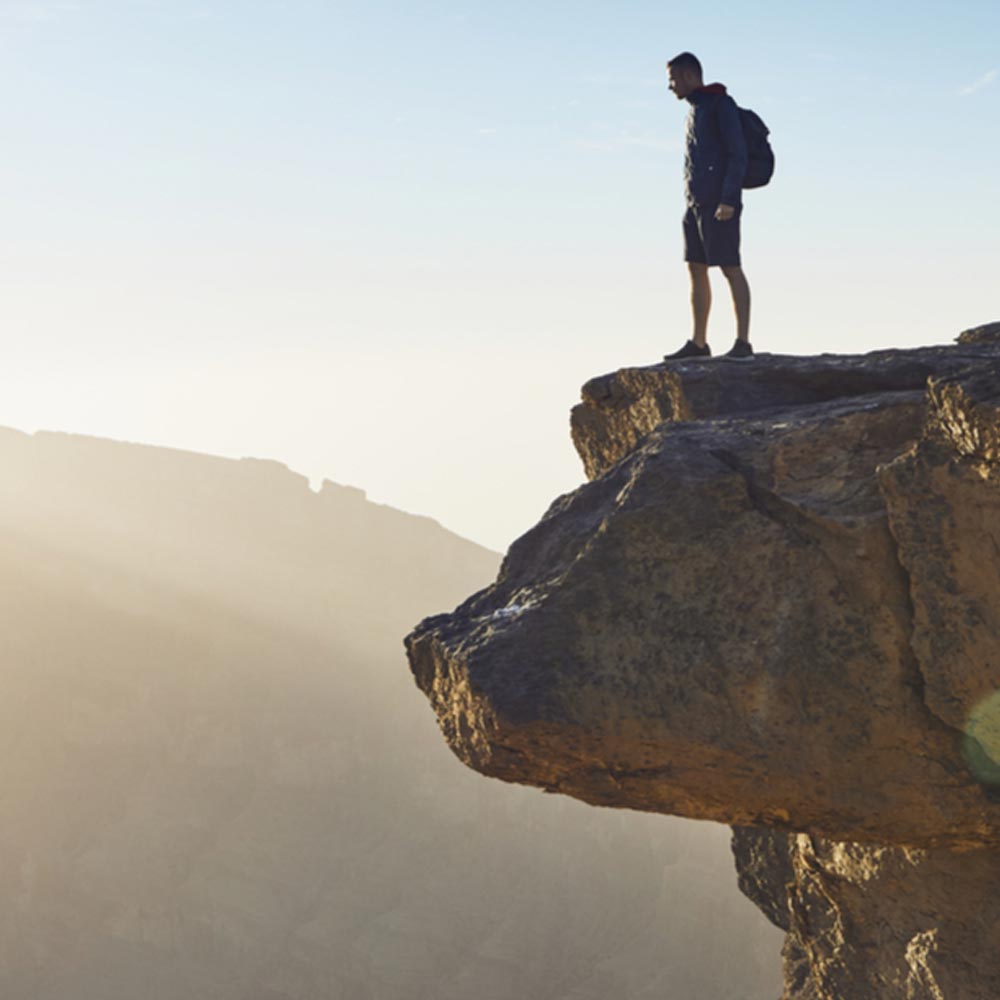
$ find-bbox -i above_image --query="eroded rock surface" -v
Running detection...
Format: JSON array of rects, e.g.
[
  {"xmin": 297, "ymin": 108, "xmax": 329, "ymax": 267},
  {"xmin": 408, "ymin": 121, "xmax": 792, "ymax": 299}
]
[
  {"xmin": 406, "ymin": 327, "xmax": 1000, "ymax": 997},
  {"xmin": 733, "ymin": 827, "xmax": 1000, "ymax": 999}
]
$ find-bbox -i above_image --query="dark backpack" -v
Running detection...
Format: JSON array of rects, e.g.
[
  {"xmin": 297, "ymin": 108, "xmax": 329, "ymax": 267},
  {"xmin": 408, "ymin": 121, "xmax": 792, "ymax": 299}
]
[{"xmin": 738, "ymin": 107, "xmax": 774, "ymax": 189}]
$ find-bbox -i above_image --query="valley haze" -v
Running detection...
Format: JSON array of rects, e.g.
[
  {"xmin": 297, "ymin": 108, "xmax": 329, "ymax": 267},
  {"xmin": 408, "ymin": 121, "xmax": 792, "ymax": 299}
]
[{"xmin": 0, "ymin": 425, "xmax": 781, "ymax": 998}]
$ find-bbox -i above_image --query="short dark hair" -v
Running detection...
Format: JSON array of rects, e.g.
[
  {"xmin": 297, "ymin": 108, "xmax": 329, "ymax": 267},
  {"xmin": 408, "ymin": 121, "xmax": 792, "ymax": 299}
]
[{"xmin": 667, "ymin": 52, "xmax": 703, "ymax": 78}]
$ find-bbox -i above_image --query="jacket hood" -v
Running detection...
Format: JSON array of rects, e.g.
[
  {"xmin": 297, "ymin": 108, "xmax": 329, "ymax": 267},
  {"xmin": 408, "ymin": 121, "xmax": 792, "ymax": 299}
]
[{"xmin": 693, "ymin": 82, "xmax": 727, "ymax": 96}]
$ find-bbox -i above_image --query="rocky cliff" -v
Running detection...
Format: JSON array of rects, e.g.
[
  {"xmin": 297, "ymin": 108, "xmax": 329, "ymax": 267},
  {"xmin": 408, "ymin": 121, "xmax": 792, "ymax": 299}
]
[{"xmin": 406, "ymin": 322, "xmax": 1000, "ymax": 998}]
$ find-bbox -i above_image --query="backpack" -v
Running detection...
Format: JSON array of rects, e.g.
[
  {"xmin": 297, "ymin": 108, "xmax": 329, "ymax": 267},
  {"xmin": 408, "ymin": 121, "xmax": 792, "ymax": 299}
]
[{"xmin": 738, "ymin": 107, "xmax": 774, "ymax": 189}]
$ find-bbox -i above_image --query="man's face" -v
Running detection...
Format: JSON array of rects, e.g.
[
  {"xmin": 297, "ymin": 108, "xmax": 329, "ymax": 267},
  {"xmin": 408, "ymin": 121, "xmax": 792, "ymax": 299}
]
[{"xmin": 666, "ymin": 65, "xmax": 697, "ymax": 100}]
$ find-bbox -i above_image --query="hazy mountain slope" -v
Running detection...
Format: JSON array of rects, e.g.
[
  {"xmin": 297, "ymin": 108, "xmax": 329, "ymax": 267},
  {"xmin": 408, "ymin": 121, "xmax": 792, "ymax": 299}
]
[{"xmin": 0, "ymin": 427, "xmax": 781, "ymax": 999}]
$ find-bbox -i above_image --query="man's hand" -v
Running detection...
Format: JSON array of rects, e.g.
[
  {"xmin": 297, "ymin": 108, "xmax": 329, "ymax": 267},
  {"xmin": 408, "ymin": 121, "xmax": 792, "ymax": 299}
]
[{"xmin": 714, "ymin": 204, "xmax": 736, "ymax": 222}]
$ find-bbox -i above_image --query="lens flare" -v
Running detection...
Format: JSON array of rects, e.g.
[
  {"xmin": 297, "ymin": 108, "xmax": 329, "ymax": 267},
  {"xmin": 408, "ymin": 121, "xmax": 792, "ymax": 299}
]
[{"xmin": 962, "ymin": 691, "xmax": 1000, "ymax": 784}]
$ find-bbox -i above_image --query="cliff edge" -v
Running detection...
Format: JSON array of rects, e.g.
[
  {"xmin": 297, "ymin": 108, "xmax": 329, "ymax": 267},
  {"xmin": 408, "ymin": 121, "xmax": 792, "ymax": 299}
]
[{"xmin": 405, "ymin": 322, "xmax": 1000, "ymax": 998}]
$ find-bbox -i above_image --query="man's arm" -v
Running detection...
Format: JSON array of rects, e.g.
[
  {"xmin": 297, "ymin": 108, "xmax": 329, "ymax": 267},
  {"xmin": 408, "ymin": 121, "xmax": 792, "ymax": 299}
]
[{"xmin": 717, "ymin": 95, "xmax": 748, "ymax": 211}]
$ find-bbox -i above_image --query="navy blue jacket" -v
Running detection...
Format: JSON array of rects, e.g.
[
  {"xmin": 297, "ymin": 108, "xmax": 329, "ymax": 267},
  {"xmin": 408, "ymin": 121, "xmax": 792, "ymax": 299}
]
[{"xmin": 684, "ymin": 84, "xmax": 747, "ymax": 208}]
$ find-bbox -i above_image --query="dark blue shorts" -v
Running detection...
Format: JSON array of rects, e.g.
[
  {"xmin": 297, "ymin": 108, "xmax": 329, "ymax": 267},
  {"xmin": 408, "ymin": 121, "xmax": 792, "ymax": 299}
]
[{"xmin": 683, "ymin": 203, "xmax": 742, "ymax": 267}]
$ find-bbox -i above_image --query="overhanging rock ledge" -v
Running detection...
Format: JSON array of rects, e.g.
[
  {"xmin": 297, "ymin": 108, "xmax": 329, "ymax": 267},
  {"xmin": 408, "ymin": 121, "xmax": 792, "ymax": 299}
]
[{"xmin": 405, "ymin": 326, "xmax": 1000, "ymax": 998}]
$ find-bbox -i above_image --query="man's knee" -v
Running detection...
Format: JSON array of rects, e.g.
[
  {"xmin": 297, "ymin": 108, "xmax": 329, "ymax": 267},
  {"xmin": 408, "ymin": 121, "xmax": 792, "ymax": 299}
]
[
  {"xmin": 687, "ymin": 262, "xmax": 709, "ymax": 280},
  {"xmin": 720, "ymin": 264, "xmax": 744, "ymax": 281}
]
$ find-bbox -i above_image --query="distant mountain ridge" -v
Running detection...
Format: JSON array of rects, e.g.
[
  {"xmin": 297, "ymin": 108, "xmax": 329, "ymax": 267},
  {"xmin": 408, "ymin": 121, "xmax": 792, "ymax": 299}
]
[{"xmin": 0, "ymin": 427, "xmax": 494, "ymax": 652}]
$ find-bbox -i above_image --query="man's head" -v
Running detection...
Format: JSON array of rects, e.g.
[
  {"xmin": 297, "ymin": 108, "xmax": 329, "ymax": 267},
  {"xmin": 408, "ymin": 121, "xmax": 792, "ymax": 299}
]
[{"xmin": 666, "ymin": 51, "xmax": 703, "ymax": 100}]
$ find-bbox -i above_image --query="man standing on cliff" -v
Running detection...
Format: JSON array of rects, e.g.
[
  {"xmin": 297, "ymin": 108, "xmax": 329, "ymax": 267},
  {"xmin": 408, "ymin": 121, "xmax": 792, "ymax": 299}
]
[{"xmin": 664, "ymin": 52, "xmax": 754, "ymax": 361}]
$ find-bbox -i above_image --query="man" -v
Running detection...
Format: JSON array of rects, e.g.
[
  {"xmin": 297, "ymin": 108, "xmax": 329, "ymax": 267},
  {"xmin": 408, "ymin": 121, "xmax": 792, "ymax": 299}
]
[{"xmin": 664, "ymin": 51, "xmax": 753, "ymax": 361}]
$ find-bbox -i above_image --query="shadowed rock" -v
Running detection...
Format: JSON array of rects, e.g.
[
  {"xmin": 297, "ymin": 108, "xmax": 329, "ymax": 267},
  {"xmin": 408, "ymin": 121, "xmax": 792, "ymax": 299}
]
[{"xmin": 957, "ymin": 319, "xmax": 1000, "ymax": 345}]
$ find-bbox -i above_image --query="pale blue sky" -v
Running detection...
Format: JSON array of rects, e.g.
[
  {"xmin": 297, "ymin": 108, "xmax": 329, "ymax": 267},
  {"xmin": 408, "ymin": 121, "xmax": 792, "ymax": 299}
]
[{"xmin": 2, "ymin": 1, "xmax": 998, "ymax": 549}]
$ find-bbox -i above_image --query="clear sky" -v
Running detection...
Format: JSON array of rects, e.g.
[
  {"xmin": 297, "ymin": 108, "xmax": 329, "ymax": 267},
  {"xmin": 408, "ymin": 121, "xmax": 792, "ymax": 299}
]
[{"xmin": 2, "ymin": 0, "xmax": 998, "ymax": 550}]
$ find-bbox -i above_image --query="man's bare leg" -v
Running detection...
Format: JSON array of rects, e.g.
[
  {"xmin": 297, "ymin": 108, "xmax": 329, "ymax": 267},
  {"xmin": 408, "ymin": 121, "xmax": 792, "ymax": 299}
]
[
  {"xmin": 721, "ymin": 265, "xmax": 751, "ymax": 342},
  {"xmin": 688, "ymin": 262, "xmax": 711, "ymax": 347}
]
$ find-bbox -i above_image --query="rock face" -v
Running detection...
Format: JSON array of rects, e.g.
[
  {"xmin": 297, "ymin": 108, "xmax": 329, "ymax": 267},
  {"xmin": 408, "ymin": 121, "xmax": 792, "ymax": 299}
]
[
  {"xmin": 733, "ymin": 826, "xmax": 1000, "ymax": 1000},
  {"xmin": 406, "ymin": 329, "xmax": 1000, "ymax": 997}
]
